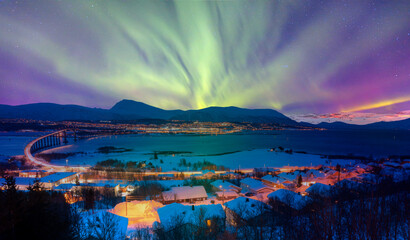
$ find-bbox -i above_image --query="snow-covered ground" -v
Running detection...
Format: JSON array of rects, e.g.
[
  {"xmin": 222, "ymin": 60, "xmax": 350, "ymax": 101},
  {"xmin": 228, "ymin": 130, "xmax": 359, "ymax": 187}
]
[{"xmin": 41, "ymin": 147, "xmax": 352, "ymax": 171}]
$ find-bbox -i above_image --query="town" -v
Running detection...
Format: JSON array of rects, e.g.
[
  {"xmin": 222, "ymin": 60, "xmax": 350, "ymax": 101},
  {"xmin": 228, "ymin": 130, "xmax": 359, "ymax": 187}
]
[
  {"xmin": 0, "ymin": 118, "xmax": 315, "ymax": 137},
  {"xmin": 1, "ymin": 149, "xmax": 409, "ymax": 239}
]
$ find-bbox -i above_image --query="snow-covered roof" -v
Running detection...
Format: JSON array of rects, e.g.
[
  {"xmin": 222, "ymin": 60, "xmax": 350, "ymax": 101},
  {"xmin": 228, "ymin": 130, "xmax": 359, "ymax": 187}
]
[
  {"xmin": 367, "ymin": 162, "xmax": 380, "ymax": 167},
  {"xmin": 254, "ymin": 167, "xmax": 279, "ymax": 172},
  {"xmin": 306, "ymin": 183, "xmax": 333, "ymax": 197},
  {"xmin": 221, "ymin": 172, "xmax": 240, "ymax": 177},
  {"xmin": 157, "ymin": 203, "xmax": 224, "ymax": 230},
  {"xmin": 224, "ymin": 197, "xmax": 270, "ymax": 220},
  {"xmin": 324, "ymin": 169, "xmax": 337, "ymax": 175},
  {"xmin": 158, "ymin": 174, "xmax": 174, "ymax": 178},
  {"xmin": 261, "ymin": 175, "xmax": 286, "ymax": 184},
  {"xmin": 21, "ymin": 169, "xmax": 47, "ymax": 173},
  {"xmin": 90, "ymin": 179, "xmax": 128, "ymax": 187},
  {"xmin": 53, "ymin": 183, "xmax": 77, "ymax": 191},
  {"xmin": 162, "ymin": 186, "xmax": 207, "ymax": 201},
  {"xmin": 211, "ymin": 180, "xmax": 240, "ymax": 191},
  {"xmin": 241, "ymin": 178, "xmax": 272, "ymax": 191},
  {"xmin": 277, "ymin": 172, "xmax": 303, "ymax": 181},
  {"xmin": 268, "ymin": 189, "xmax": 311, "ymax": 210},
  {"xmin": 401, "ymin": 163, "xmax": 410, "ymax": 169},
  {"xmin": 190, "ymin": 174, "xmax": 203, "ymax": 178},
  {"xmin": 306, "ymin": 169, "xmax": 325, "ymax": 178},
  {"xmin": 39, "ymin": 172, "xmax": 77, "ymax": 183},
  {"xmin": 384, "ymin": 162, "xmax": 402, "ymax": 168}
]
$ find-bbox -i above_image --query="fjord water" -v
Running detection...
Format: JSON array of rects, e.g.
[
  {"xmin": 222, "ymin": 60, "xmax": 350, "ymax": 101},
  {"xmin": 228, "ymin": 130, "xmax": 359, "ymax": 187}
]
[
  {"xmin": 1, "ymin": 130, "xmax": 409, "ymax": 164},
  {"xmin": 40, "ymin": 129, "xmax": 410, "ymax": 156}
]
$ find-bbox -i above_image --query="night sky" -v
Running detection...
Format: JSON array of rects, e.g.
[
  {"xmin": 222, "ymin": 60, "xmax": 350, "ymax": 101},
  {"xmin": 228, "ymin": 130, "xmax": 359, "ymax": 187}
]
[{"xmin": 1, "ymin": 0, "xmax": 409, "ymax": 119}]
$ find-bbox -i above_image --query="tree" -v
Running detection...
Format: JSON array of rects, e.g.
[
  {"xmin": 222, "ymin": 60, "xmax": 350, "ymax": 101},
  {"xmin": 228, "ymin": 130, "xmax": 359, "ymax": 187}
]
[
  {"xmin": 336, "ymin": 164, "xmax": 341, "ymax": 182},
  {"xmin": 81, "ymin": 186, "xmax": 97, "ymax": 210},
  {"xmin": 75, "ymin": 175, "xmax": 80, "ymax": 186},
  {"xmin": 297, "ymin": 175, "xmax": 303, "ymax": 188},
  {"xmin": 131, "ymin": 181, "xmax": 164, "ymax": 200},
  {"xmin": 0, "ymin": 175, "xmax": 21, "ymax": 239},
  {"xmin": 0, "ymin": 175, "xmax": 74, "ymax": 240},
  {"xmin": 100, "ymin": 186, "xmax": 120, "ymax": 209},
  {"xmin": 27, "ymin": 178, "xmax": 43, "ymax": 192},
  {"xmin": 88, "ymin": 212, "xmax": 123, "ymax": 240}
]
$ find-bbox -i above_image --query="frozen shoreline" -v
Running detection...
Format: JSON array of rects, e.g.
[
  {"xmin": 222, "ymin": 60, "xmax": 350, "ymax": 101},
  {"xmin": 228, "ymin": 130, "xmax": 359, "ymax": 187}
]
[{"xmin": 41, "ymin": 147, "xmax": 352, "ymax": 171}]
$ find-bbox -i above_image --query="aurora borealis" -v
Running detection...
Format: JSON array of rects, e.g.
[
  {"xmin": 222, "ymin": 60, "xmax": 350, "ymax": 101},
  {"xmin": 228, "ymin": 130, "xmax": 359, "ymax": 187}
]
[{"xmin": 0, "ymin": 0, "xmax": 409, "ymax": 116}]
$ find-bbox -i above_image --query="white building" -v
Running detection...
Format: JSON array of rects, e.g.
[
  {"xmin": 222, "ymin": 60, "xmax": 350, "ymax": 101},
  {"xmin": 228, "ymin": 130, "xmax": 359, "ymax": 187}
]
[
  {"xmin": 224, "ymin": 197, "xmax": 270, "ymax": 226},
  {"xmin": 161, "ymin": 186, "xmax": 207, "ymax": 204},
  {"xmin": 40, "ymin": 172, "xmax": 78, "ymax": 189},
  {"xmin": 240, "ymin": 178, "xmax": 274, "ymax": 194}
]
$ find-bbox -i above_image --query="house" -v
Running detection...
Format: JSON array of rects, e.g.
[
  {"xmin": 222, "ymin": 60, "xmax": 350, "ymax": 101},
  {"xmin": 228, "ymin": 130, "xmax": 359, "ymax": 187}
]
[
  {"xmin": 211, "ymin": 180, "xmax": 240, "ymax": 200},
  {"xmin": 86, "ymin": 179, "xmax": 130, "ymax": 195},
  {"xmin": 220, "ymin": 172, "xmax": 240, "ymax": 179},
  {"xmin": 253, "ymin": 167, "xmax": 279, "ymax": 177},
  {"xmin": 224, "ymin": 197, "xmax": 270, "ymax": 227},
  {"xmin": 39, "ymin": 172, "xmax": 78, "ymax": 189},
  {"xmin": 54, "ymin": 180, "xmax": 125, "ymax": 196},
  {"xmin": 210, "ymin": 180, "xmax": 241, "ymax": 193},
  {"xmin": 268, "ymin": 189, "xmax": 311, "ymax": 210},
  {"xmin": 158, "ymin": 174, "xmax": 175, "ymax": 180},
  {"xmin": 53, "ymin": 183, "xmax": 77, "ymax": 192},
  {"xmin": 190, "ymin": 173, "xmax": 204, "ymax": 179},
  {"xmin": 278, "ymin": 172, "xmax": 301, "ymax": 182},
  {"xmin": 383, "ymin": 162, "xmax": 402, "ymax": 168},
  {"xmin": 154, "ymin": 203, "xmax": 225, "ymax": 233},
  {"xmin": 19, "ymin": 170, "xmax": 49, "ymax": 178},
  {"xmin": 215, "ymin": 191, "xmax": 238, "ymax": 200},
  {"xmin": 261, "ymin": 175, "xmax": 287, "ymax": 188},
  {"xmin": 278, "ymin": 171, "xmax": 316, "ymax": 186},
  {"xmin": 240, "ymin": 178, "xmax": 274, "ymax": 194},
  {"xmin": 161, "ymin": 186, "xmax": 208, "ymax": 204},
  {"xmin": 306, "ymin": 169, "xmax": 325, "ymax": 179},
  {"xmin": 190, "ymin": 170, "xmax": 216, "ymax": 179},
  {"xmin": 111, "ymin": 200, "xmax": 163, "ymax": 226}
]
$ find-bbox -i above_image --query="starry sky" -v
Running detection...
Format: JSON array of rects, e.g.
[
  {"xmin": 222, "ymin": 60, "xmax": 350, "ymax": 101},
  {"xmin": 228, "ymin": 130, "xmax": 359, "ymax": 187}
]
[{"xmin": 0, "ymin": 0, "xmax": 409, "ymax": 120}]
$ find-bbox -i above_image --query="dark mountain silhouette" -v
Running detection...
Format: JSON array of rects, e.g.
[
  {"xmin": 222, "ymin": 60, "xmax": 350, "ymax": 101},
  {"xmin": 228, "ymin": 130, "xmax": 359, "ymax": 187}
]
[
  {"xmin": 0, "ymin": 100, "xmax": 296, "ymax": 125},
  {"xmin": 0, "ymin": 103, "xmax": 128, "ymax": 121},
  {"xmin": 110, "ymin": 99, "xmax": 182, "ymax": 119},
  {"xmin": 362, "ymin": 118, "xmax": 410, "ymax": 130},
  {"xmin": 306, "ymin": 119, "xmax": 410, "ymax": 130},
  {"xmin": 170, "ymin": 106, "xmax": 296, "ymax": 124},
  {"xmin": 1, "ymin": 100, "xmax": 409, "ymax": 129}
]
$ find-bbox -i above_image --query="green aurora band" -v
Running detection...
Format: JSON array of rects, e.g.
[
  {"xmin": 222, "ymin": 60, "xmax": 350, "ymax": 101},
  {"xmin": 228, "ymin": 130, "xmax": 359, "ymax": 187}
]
[{"xmin": 0, "ymin": 0, "xmax": 409, "ymax": 113}]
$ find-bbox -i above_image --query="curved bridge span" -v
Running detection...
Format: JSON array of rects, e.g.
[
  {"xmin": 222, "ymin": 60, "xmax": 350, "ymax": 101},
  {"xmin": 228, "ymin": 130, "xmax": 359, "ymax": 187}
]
[{"xmin": 24, "ymin": 129, "xmax": 88, "ymax": 171}]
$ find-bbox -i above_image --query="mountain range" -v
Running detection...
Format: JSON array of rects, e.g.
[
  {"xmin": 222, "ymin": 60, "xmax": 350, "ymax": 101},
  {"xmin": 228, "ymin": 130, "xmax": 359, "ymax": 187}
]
[
  {"xmin": 0, "ymin": 99, "xmax": 296, "ymax": 125},
  {"xmin": 1, "ymin": 99, "xmax": 409, "ymax": 130}
]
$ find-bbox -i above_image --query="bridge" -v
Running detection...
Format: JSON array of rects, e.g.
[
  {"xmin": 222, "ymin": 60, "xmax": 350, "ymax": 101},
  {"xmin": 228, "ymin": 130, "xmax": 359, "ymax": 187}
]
[{"xmin": 24, "ymin": 129, "xmax": 88, "ymax": 171}]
